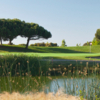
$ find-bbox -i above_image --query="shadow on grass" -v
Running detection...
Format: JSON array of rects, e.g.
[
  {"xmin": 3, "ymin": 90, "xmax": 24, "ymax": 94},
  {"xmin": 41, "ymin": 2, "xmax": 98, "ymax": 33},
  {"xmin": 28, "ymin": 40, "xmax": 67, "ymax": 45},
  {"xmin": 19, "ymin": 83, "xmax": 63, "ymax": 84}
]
[
  {"xmin": 86, "ymin": 56, "xmax": 100, "ymax": 59},
  {"xmin": 33, "ymin": 47, "xmax": 89, "ymax": 53},
  {"xmin": 0, "ymin": 45, "xmax": 35, "ymax": 52},
  {"xmin": 0, "ymin": 45, "xmax": 90, "ymax": 53},
  {"xmin": 0, "ymin": 45, "xmax": 92, "ymax": 53}
]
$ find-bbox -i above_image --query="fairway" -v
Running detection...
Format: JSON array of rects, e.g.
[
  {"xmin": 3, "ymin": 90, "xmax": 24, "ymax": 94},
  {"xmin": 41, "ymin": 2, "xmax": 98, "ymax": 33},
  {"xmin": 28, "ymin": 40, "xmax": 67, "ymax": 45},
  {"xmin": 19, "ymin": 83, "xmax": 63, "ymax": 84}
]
[
  {"xmin": 0, "ymin": 45, "xmax": 100, "ymax": 61},
  {"xmin": 0, "ymin": 52, "xmax": 100, "ymax": 61}
]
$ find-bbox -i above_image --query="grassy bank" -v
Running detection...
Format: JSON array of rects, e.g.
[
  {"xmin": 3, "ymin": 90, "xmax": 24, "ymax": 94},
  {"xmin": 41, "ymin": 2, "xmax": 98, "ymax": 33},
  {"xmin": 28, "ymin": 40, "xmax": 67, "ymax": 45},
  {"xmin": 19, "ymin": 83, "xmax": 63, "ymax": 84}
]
[{"xmin": 0, "ymin": 54, "xmax": 100, "ymax": 100}]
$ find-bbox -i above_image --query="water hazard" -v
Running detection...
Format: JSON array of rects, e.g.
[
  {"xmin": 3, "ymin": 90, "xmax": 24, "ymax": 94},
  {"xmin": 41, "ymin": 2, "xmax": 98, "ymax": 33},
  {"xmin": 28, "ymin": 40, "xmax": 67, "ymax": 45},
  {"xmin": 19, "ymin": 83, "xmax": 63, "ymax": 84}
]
[{"xmin": 44, "ymin": 76, "xmax": 100, "ymax": 99}]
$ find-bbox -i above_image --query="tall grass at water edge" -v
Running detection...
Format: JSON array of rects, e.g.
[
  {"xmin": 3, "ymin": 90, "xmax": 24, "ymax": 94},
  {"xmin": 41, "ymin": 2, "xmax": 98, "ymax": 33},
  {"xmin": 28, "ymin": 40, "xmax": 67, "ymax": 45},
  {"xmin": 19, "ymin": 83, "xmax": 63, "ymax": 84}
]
[
  {"xmin": 0, "ymin": 54, "xmax": 100, "ymax": 100},
  {"xmin": 0, "ymin": 54, "xmax": 51, "ymax": 93}
]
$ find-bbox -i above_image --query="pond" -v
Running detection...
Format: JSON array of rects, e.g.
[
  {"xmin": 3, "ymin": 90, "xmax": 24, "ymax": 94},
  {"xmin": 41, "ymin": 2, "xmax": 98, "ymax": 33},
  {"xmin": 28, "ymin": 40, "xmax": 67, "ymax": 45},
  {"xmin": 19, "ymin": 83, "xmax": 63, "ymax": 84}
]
[
  {"xmin": 44, "ymin": 76, "xmax": 100, "ymax": 100},
  {"xmin": 0, "ymin": 75, "xmax": 100, "ymax": 100}
]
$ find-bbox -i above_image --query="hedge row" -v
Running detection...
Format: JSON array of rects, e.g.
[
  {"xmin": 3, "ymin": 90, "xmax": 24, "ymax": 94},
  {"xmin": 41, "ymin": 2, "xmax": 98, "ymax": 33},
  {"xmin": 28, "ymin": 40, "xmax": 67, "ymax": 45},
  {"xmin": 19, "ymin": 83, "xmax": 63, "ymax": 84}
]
[
  {"xmin": 30, "ymin": 42, "xmax": 58, "ymax": 47},
  {"xmin": 18, "ymin": 44, "xmax": 26, "ymax": 46}
]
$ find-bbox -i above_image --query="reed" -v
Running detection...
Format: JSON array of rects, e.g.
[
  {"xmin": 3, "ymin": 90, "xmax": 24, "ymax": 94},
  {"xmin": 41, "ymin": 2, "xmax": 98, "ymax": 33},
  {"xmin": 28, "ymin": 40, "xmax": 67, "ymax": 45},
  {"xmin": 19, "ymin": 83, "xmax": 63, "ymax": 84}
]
[{"xmin": 0, "ymin": 54, "xmax": 100, "ymax": 100}]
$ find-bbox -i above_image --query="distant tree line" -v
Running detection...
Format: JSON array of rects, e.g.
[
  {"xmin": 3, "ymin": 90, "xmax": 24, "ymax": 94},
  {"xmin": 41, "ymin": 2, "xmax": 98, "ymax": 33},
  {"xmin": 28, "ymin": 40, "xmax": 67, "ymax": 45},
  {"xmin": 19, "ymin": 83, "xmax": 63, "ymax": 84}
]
[
  {"xmin": 76, "ymin": 43, "xmax": 81, "ymax": 46},
  {"xmin": 30, "ymin": 42, "xmax": 58, "ymax": 47},
  {"xmin": 0, "ymin": 18, "xmax": 52, "ymax": 49},
  {"xmin": 83, "ymin": 41, "xmax": 92, "ymax": 46},
  {"xmin": 83, "ymin": 28, "xmax": 100, "ymax": 46}
]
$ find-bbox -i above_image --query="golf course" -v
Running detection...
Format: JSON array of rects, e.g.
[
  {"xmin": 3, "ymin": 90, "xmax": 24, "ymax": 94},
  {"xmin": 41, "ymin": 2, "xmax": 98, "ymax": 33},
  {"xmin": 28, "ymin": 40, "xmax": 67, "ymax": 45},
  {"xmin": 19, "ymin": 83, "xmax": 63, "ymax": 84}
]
[
  {"xmin": 1, "ymin": 0, "xmax": 100, "ymax": 99},
  {"xmin": 0, "ymin": 44, "xmax": 100, "ymax": 60},
  {"xmin": 0, "ymin": 44, "xmax": 100, "ymax": 100}
]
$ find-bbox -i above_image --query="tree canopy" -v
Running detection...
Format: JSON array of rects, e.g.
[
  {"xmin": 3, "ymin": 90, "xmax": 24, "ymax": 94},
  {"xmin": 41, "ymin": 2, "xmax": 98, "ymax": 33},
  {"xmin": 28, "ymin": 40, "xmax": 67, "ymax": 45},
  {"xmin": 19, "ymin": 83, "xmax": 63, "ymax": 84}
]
[
  {"xmin": 0, "ymin": 18, "xmax": 52, "ymax": 49},
  {"xmin": 95, "ymin": 29, "xmax": 100, "ymax": 40},
  {"xmin": 21, "ymin": 22, "xmax": 52, "ymax": 49},
  {"xmin": 0, "ymin": 18, "xmax": 22, "ymax": 45},
  {"xmin": 61, "ymin": 39, "xmax": 67, "ymax": 47}
]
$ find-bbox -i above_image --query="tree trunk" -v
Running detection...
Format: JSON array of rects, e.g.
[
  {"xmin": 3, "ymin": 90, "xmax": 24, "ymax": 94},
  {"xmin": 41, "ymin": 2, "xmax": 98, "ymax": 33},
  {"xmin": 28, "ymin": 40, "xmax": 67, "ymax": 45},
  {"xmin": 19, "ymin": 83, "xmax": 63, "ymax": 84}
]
[
  {"xmin": 0, "ymin": 37, "xmax": 2, "ymax": 45},
  {"xmin": 25, "ymin": 37, "xmax": 30, "ymax": 49},
  {"xmin": 9, "ymin": 39, "xmax": 12, "ymax": 45}
]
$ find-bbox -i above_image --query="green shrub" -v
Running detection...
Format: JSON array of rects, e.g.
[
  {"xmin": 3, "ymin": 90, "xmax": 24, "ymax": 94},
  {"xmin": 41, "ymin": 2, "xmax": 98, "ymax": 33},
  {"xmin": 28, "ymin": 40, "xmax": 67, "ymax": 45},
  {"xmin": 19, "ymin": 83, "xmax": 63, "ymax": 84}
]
[
  {"xmin": 18, "ymin": 44, "xmax": 26, "ymax": 46},
  {"xmin": 34, "ymin": 43, "xmax": 37, "ymax": 46},
  {"xmin": 83, "ymin": 41, "xmax": 91, "ymax": 46},
  {"xmin": 92, "ymin": 40, "xmax": 100, "ymax": 45},
  {"xmin": 30, "ymin": 44, "xmax": 34, "ymax": 46},
  {"xmin": 30, "ymin": 42, "xmax": 58, "ymax": 47},
  {"xmin": 7, "ymin": 43, "xmax": 15, "ymax": 45}
]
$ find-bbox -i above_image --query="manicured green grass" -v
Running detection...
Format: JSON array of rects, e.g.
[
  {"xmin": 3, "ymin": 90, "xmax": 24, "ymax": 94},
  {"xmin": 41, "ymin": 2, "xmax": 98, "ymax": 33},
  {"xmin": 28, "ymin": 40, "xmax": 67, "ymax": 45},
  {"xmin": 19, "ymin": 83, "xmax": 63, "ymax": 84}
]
[
  {"xmin": 0, "ymin": 44, "xmax": 100, "ymax": 61},
  {"xmin": 0, "ymin": 52, "xmax": 100, "ymax": 61},
  {"xmin": 0, "ymin": 44, "xmax": 100, "ymax": 53}
]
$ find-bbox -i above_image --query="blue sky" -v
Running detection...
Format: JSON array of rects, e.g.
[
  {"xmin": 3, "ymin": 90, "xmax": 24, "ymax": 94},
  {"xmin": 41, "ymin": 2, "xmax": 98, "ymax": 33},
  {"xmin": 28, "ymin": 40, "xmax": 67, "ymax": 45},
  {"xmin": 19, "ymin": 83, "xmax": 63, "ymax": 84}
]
[{"xmin": 0, "ymin": 0, "xmax": 100, "ymax": 46}]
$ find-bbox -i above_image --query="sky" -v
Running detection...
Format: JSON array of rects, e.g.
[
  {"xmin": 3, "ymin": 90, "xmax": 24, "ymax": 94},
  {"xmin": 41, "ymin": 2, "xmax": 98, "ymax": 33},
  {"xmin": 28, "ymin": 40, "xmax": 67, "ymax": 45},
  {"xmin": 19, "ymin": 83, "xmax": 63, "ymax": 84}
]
[{"xmin": 0, "ymin": 0, "xmax": 100, "ymax": 47}]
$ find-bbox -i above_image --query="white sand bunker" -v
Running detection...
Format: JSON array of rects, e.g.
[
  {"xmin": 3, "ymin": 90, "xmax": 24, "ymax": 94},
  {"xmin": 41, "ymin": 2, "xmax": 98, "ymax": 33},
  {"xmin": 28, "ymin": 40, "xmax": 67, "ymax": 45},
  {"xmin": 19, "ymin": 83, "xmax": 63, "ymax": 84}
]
[{"xmin": 0, "ymin": 90, "xmax": 86, "ymax": 100}]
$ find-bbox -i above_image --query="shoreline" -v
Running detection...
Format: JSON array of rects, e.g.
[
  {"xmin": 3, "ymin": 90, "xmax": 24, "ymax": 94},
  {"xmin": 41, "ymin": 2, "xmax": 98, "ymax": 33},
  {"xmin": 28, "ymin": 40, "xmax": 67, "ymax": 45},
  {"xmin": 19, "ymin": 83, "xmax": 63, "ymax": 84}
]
[{"xmin": 40, "ymin": 58, "xmax": 100, "ymax": 62}]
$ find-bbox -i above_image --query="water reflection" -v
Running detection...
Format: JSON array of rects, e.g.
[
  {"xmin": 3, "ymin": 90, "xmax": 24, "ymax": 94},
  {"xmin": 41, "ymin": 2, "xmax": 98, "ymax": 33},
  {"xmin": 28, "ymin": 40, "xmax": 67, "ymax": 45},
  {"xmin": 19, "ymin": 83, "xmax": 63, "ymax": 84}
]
[{"xmin": 44, "ymin": 77, "xmax": 100, "ymax": 99}]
